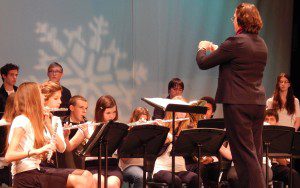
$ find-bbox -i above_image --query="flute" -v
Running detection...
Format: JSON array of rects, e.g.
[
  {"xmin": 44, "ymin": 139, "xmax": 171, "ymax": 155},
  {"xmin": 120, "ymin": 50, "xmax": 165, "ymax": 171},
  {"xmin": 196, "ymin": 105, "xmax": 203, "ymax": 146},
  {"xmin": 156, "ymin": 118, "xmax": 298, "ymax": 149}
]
[
  {"xmin": 0, "ymin": 122, "xmax": 10, "ymax": 126},
  {"xmin": 44, "ymin": 107, "xmax": 68, "ymax": 112},
  {"xmin": 63, "ymin": 122, "xmax": 103, "ymax": 130},
  {"xmin": 47, "ymin": 122, "xmax": 58, "ymax": 163},
  {"xmin": 128, "ymin": 117, "xmax": 190, "ymax": 126}
]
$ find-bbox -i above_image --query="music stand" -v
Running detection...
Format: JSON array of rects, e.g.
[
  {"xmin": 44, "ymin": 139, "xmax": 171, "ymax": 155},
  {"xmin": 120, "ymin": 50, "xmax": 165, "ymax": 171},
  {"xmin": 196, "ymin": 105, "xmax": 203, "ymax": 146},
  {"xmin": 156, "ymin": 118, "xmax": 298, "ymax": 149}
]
[
  {"xmin": 172, "ymin": 128, "xmax": 226, "ymax": 188},
  {"xmin": 197, "ymin": 118, "xmax": 225, "ymax": 129},
  {"xmin": 292, "ymin": 131, "xmax": 300, "ymax": 157},
  {"xmin": 118, "ymin": 124, "xmax": 169, "ymax": 188},
  {"xmin": 263, "ymin": 125, "xmax": 295, "ymax": 188},
  {"xmin": 142, "ymin": 97, "xmax": 207, "ymax": 188},
  {"xmin": 77, "ymin": 121, "xmax": 128, "ymax": 188}
]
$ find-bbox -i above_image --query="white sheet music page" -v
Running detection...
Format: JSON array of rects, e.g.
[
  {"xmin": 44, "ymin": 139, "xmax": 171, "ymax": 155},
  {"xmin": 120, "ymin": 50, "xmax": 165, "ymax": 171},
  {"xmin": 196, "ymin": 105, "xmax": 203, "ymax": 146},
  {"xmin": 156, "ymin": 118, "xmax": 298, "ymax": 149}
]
[{"xmin": 143, "ymin": 97, "xmax": 189, "ymax": 110}]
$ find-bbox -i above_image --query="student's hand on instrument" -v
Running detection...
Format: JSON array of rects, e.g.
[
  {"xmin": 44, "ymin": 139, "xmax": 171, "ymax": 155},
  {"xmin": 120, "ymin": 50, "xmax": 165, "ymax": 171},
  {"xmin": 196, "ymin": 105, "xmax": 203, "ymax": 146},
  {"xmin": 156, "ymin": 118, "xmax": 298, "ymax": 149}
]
[
  {"xmin": 43, "ymin": 107, "xmax": 53, "ymax": 132},
  {"xmin": 137, "ymin": 118, "xmax": 147, "ymax": 123},
  {"xmin": 153, "ymin": 119, "xmax": 164, "ymax": 126},
  {"xmin": 63, "ymin": 122, "xmax": 72, "ymax": 138},
  {"xmin": 30, "ymin": 144, "xmax": 55, "ymax": 159},
  {"xmin": 79, "ymin": 123, "xmax": 90, "ymax": 139},
  {"xmin": 201, "ymin": 156, "xmax": 214, "ymax": 164}
]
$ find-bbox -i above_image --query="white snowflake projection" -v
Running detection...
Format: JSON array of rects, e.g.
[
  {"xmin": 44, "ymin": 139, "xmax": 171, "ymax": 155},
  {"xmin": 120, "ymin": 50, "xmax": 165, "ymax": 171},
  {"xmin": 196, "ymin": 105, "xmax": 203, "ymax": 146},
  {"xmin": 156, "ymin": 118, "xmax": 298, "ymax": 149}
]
[{"xmin": 29, "ymin": 16, "xmax": 148, "ymax": 120}]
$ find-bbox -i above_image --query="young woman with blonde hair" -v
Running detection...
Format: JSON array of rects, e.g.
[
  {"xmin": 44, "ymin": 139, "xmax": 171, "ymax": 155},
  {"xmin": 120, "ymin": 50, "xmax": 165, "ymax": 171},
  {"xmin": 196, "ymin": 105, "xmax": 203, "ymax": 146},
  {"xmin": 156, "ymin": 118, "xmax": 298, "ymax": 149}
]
[{"xmin": 5, "ymin": 82, "xmax": 94, "ymax": 188}]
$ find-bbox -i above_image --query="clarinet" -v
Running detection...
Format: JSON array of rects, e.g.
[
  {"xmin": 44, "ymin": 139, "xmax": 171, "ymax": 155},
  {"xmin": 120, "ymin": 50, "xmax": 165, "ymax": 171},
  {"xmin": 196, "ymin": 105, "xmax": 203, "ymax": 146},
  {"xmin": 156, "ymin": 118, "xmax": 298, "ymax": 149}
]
[{"xmin": 47, "ymin": 122, "xmax": 58, "ymax": 163}]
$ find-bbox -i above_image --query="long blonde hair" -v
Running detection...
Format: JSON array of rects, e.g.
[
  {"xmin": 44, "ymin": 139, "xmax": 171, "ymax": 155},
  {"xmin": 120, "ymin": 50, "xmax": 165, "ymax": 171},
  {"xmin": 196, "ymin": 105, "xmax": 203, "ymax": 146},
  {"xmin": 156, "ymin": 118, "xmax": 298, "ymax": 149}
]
[
  {"xmin": 13, "ymin": 82, "xmax": 46, "ymax": 148},
  {"xmin": 164, "ymin": 96, "xmax": 190, "ymax": 135},
  {"xmin": 2, "ymin": 93, "xmax": 16, "ymax": 123}
]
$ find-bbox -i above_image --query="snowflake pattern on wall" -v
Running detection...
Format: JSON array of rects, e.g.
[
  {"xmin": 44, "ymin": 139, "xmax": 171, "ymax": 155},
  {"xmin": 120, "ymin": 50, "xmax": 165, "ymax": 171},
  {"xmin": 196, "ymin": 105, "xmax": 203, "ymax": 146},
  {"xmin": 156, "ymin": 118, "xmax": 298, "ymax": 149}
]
[{"xmin": 29, "ymin": 16, "xmax": 148, "ymax": 120}]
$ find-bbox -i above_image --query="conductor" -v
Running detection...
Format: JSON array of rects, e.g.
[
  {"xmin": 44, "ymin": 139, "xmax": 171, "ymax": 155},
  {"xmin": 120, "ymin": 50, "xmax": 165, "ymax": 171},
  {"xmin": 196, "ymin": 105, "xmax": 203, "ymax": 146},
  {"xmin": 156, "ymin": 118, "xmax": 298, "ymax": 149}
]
[{"xmin": 196, "ymin": 3, "xmax": 267, "ymax": 188}]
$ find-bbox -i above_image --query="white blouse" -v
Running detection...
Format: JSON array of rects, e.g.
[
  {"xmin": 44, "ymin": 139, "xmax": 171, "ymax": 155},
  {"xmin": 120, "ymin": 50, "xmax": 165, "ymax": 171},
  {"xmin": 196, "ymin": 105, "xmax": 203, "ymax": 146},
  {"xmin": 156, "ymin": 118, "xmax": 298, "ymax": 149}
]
[
  {"xmin": 153, "ymin": 133, "xmax": 186, "ymax": 174},
  {"xmin": 266, "ymin": 97, "xmax": 300, "ymax": 127},
  {"xmin": 8, "ymin": 115, "xmax": 41, "ymax": 176}
]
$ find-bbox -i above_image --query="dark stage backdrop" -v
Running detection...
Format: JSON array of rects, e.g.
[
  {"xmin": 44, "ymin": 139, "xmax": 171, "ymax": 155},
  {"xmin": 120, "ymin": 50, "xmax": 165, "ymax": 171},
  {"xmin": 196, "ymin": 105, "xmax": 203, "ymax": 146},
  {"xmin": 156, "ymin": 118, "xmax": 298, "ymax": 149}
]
[
  {"xmin": 291, "ymin": 0, "xmax": 299, "ymax": 99},
  {"xmin": 0, "ymin": 0, "xmax": 294, "ymax": 120}
]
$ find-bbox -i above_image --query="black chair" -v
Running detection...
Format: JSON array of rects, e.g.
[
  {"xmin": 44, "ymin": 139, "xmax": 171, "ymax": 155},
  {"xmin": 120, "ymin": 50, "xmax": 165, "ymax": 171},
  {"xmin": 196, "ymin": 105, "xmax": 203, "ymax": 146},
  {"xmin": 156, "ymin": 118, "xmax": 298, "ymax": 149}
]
[
  {"xmin": 118, "ymin": 124, "xmax": 170, "ymax": 188},
  {"xmin": 198, "ymin": 118, "xmax": 225, "ymax": 129},
  {"xmin": 172, "ymin": 128, "xmax": 226, "ymax": 188},
  {"xmin": 292, "ymin": 131, "xmax": 300, "ymax": 158},
  {"xmin": 263, "ymin": 125, "xmax": 295, "ymax": 188}
]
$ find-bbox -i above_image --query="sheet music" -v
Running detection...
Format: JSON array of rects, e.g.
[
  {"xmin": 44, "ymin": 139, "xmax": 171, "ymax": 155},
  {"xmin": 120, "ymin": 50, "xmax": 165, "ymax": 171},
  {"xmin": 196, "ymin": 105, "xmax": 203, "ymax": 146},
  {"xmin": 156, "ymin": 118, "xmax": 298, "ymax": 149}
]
[{"xmin": 143, "ymin": 97, "xmax": 194, "ymax": 110}]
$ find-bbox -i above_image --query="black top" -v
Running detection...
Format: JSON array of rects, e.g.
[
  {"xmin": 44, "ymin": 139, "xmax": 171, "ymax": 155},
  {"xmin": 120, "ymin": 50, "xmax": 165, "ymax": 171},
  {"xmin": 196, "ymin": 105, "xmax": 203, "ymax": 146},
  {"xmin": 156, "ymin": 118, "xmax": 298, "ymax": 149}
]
[
  {"xmin": 196, "ymin": 32, "xmax": 268, "ymax": 105},
  {"xmin": 61, "ymin": 115, "xmax": 86, "ymax": 139},
  {"xmin": 0, "ymin": 84, "xmax": 18, "ymax": 119},
  {"xmin": 53, "ymin": 85, "xmax": 72, "ymax": 117},
  {"xmin": 57, "ymin": 115, "xmax": 86, "ymax": 169}
]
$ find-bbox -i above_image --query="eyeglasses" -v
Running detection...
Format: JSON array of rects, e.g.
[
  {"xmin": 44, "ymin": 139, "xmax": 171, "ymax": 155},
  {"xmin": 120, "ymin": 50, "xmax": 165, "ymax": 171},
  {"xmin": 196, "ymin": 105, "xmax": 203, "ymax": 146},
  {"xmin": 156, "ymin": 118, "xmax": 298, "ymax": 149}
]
[{"xmin": 48, "ymin": 70, "xmax": 62, "ymax": 74}]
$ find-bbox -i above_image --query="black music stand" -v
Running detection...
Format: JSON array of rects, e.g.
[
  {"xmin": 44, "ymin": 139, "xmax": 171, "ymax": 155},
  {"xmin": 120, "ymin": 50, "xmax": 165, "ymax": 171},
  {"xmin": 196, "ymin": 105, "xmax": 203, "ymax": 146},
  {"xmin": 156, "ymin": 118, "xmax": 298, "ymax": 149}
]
[
  {"xmin": 77, "ymin": 121, "xmax": 128, "ymax": 188},
  {"xmin": 263, "ymin": 125, "xmax": 295, "ymax": 188},
  {"xmin": 142, "ymin": 97, "xmax": 207, "ymax": 188},
  {"xmin": 292, "ymin": 131, "xmax": 300, "ymax": 158},
  {"xmin": 198, "ymin": 118, "xmax": 225, "ymax": 129},
  {"xmin": 118, "ymin": 124, "xmax": 170, "ymax": 188},
  {"xmin": 172, "ymin": 128, "xmax": 226, "ymax": 188}
]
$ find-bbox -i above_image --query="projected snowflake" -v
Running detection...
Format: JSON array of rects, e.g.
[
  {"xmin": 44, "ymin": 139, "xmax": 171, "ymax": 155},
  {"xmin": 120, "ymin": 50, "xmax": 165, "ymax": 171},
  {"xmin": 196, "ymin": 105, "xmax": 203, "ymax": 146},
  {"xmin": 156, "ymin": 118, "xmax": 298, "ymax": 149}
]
[{"xmin": 30, "ymin": 16, "xmax": 148, "ymax": 120}]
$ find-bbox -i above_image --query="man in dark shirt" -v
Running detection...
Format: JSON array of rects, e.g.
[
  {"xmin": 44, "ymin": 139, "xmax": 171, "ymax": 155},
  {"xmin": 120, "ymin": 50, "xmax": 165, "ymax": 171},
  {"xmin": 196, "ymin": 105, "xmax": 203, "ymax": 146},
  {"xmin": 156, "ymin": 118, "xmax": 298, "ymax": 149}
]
[
  {"xmin": 58, "ymin": 95, "xmax": 88, "ymax": 169},
  {"xmin": 0, "ymin": 63, "xmax": 19, "ymax": 119},
  {"xmin": 152, "ymin": 78, "xmax": 184, "ymax": 120},
  {"xmin": 47, "ymin": 62, "xmax": 72, "ymax": 117}
]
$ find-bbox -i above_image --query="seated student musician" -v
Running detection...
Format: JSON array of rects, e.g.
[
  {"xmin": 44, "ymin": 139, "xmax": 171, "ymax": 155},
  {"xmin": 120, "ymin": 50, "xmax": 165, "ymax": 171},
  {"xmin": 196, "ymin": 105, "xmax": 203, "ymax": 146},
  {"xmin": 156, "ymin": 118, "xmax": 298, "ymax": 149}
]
[
  {"xmin": 186, "ymin": 96, "xmax": 220, "ymax": 187},
  {"xmin": 40, "ymin": 81, "xmax": 68, "ymax": 155},
  {"xmin": 64, "ymin": 95, "xmax": 123, "ymax": 188},
  {"xmin": 47, "ymin": 62, "xmax": 72, "ymax": 117},
  {"xmin": 119, "ymin": 107, "xmax": 151, "ymax": 188},
  {"xmin": 41, "ymin": 81, "xmax": 94, "ymax": 181},
  {"xmin": 264, "ymin": 109, "xmax": 300, "ymax": 187},
  {"xmin": 152, "ymin": 78, "xmax": 184, "ymax": 120},
  {"xmin": 153, "ymin": 96, "xmax": 201, "ymax": 188},
  {"xmin": 5, "ymin": 82, "xmax": 94, "ymax": 188},
  {"xmin": 59, "ymin": 95, "xmax": 88, "ymax": 169},
  {"xmin": 266, "ymin": 73, "xmax": 300, "ymax": 130}
]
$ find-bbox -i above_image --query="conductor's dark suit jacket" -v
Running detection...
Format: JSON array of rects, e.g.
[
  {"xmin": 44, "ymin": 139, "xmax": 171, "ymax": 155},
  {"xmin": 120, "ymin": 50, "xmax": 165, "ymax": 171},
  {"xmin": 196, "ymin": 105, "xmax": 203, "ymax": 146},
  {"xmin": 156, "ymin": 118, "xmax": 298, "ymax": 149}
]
[{"xmin": 196, "ymin": 31, "xmax": 268, "ymax": 105}]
